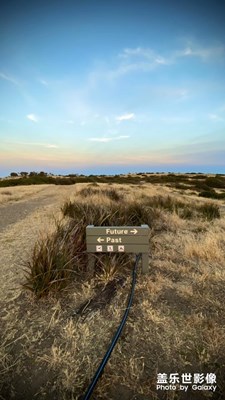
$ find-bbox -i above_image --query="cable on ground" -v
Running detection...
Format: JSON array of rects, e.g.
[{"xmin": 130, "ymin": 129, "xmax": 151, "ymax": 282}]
[{"xmin": 82, "ymin": 253, "xmax": 141, "ymax": 400}]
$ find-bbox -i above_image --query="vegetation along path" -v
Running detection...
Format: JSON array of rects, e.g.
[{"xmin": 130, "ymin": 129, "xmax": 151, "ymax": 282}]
[
  {"xmin": 0, "ymin": 181, "xmax": 225, "ymax": 399},
  {"xmin": 0, "ymin": 185, "xmax": 77, "ymax": 300}
]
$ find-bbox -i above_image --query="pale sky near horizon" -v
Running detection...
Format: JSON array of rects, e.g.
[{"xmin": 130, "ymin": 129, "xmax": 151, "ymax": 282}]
[{"xmin": 0, "ymin": 0, "xmax": 225, "ymax": 177}]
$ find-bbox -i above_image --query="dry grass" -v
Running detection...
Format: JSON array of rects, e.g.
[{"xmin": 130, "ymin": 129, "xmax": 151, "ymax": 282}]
[
  {"xmin": 0, "ymin": 184, "xmax": 51, "ymax": 205},
  {"xmin": 0, "ymin": 180, "xmax": 225, "ymax": 399}
]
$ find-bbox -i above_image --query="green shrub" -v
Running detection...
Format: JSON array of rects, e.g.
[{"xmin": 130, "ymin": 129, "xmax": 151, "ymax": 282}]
[
  {"xmin": 205, "ymin": 177, "xmax": 225, "ymax": 188},
  {"xmin": 198, "ymin": 190, "xmax": 217, "ymax": 199},
  {"xmin": 189, "ymin": 174, "xmax": 206, "ymax": 179},
  {"xmin": 199, "ymin": 191, "xmax": 225, "ymax": 200},
  {"xmin": 198, "ymin": 203, "xmax": 220, "ymax": 220},
  {"xmin": 172, "ymin": 183, "xmax": 193, "ymax": 190},
  {"xmin": 193, "ymin": 182, "xmax": 212, "ymax": 191}
]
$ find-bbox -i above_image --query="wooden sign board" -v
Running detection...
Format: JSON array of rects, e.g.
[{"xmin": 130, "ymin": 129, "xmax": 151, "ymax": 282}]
[{"xmin": 86, "ymin": 224, "xmax": 150, "ymax": 273}]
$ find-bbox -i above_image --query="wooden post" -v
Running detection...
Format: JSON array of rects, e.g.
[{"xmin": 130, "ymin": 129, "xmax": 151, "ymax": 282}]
[
  {"xmin": 141, "ymin": 225, "xmax": 149, "ymax": 274},
  {"xmin": 87, "ymin": 254, "xmax": 95, "ymax": 277},
  {"xmin": 141, "ymin": 253, "xmax": 149, "ymax": 274}
]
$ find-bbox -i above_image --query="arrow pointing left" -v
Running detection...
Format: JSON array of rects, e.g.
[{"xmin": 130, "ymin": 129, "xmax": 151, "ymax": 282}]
[{"xmin": 97, "ymin": 237, "xmax": 104, "ymax": 243}]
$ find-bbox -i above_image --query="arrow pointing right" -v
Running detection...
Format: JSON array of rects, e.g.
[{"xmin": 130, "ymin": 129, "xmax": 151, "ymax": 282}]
[{"xmin": 130, "ymin": 229, "xmax": 138, "ymax": 234}]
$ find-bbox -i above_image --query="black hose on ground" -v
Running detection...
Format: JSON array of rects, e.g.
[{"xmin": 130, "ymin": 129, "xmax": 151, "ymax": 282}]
[{"xmin": 82, "ymin": 253, "xmax": 141, "ymax": 400}]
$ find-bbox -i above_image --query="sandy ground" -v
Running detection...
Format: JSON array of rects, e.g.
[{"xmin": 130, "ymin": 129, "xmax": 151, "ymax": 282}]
[{"xmin": 0, "ymin": 185, "xmax": 76, "ymax": 307}]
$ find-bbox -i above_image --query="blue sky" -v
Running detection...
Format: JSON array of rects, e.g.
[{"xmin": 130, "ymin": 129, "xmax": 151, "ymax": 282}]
[{"xmin": 0, "ymin": 0, "xmax": 225, "ymax": 177}]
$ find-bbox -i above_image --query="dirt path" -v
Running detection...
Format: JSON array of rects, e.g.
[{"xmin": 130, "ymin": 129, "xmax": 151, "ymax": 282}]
[
  {"xmin": 0, "ymin": 185, "xmax": 78, "ymax": 399},
  {"xmin": 0, "ymin": 185, "xmax": 75, "ymax": 305},
  {"xmin": 0, "ymin": 186, "xmax": 59, "ymax": 233}
]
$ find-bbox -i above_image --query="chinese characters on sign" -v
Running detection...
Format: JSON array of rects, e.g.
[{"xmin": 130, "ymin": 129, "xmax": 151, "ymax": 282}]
[{"xmin": 156, "ymin": 373, "xmax": 217, "ymax": 392}]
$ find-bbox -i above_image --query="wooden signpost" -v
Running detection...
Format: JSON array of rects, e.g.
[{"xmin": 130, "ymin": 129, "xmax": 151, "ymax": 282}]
[{"xmin": 86, "ymin": 224, "xmax": 150, "ymax": 274}]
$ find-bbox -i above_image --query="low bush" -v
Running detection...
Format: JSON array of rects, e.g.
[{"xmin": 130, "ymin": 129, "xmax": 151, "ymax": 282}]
[
  {"xmin": 205, "ymin": 177, "xmax": 225, "ymax": 188},
  {"xmin": 1, "ymin": 190, "xmax": 12, "ymax": 195},
  {"xmin": 88, "ymin": 182, "xmax": 100, "ymax": 187},
  {"xmin": 180, "ymin": 207, "xmax": 194, "ymax": 219},
  {"xmin": 102, "ymin": 188, "xmax": 123, "ymax": 201},
  {"xmin": 198, "ymin": 203, "xmax": 220, "ymax": 220},
  {"xmin": 79, "ymin": 187, "xmax": 100, "ymax": 197},
  {"xmin": 142, "ymin": 195, "xmax": 220, "ymax": 221},
  {"xmin": 199, "ymin": 191, "xmax": 225, "ymax": 200},
  {"xmin": 143, "ymin": 195, "xmax": 184, "ymax": 213},
  {"xmin": 78, "ymin": 187, "xmax": 123, "ymax": 201},
  {"xmin": 172, "ymin": 183, "xmax": 193, "ymax": 190},
  {"xmin": 23, "ymin": 221, "xmax": 86, "ymax": 298},
  {"xmin": 62, "ymin": 199, "xmax": 158, "ymax": 228}
]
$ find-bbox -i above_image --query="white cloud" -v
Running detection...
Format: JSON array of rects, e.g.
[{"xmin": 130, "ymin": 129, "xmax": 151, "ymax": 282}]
[
  {"xmin": 82, "ymin": 40, "xmax": 224, "ymax": 91},
  {"xmin": 106, "ymin": 47, "xmax": 171, "ymax": 80},
  {"xmin": 0, "ymin": 72, "xmax": 19, "ymax": 86},
  {"xmin": 26, "ymin": 113, "xmax": 39, "ymax": 123},
  {"xmin": 6, "ymin": 141, "xmax": 59, "ymax": 148},
  {"xmin": 119, "ymin": 47, "xmax": 142, "ymax": 58},
  {"xmin": 154, "ymin": 56, "xmax": 168, "ymax": 65},
  {"xmin": 89, "ymin": 137, "xmax": 112, "ymax": 143},
  {"xmin": 176, "ymin": 41, "xmax": 225, "ymax": 61},
  {"xmin": 66, "ymin": 120, "xmax": 75, "ymax": 124},
  {"xmin": 39, "ymin": 79, "xmax": 48, "ymax": 86},
  {"xmin": 116, "ymin": 113, "xmax": 135, "ymax": 122},
  {"xmin": 208, "ymin": 113, "xmax": 224, "ymax": 121},
  {"xmin": 88, "ymin": 135, "xmax": 130, "ymax": 142},
  {"xmin": 112, "ymin": 42, "xmax": 225, "ymax": 81},
  {"xmin": 119, "ymin": 47, "xmax": 170, "ymax": 65},
  {"xmin": 45, "ymin": 144, "xmax": 59, "ymax": 148}
]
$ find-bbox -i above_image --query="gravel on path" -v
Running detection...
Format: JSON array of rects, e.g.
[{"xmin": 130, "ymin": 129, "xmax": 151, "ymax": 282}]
[{"xmin": 0, "ymin": 188, "xmax": 58, "ymax": 234}]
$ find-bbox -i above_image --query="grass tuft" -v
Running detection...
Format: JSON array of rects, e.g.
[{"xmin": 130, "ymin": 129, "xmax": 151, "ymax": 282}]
[
  {"xmin": 22, "ymin": 222, "xmax": 86, "ymax": 298},
  {"xmin": 198, "ymin": 202, "xmax": 220, "ymax": 220},
  {"xmin": 78, "ymin": 186, "xmax": 123, "ymax": 202}
]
